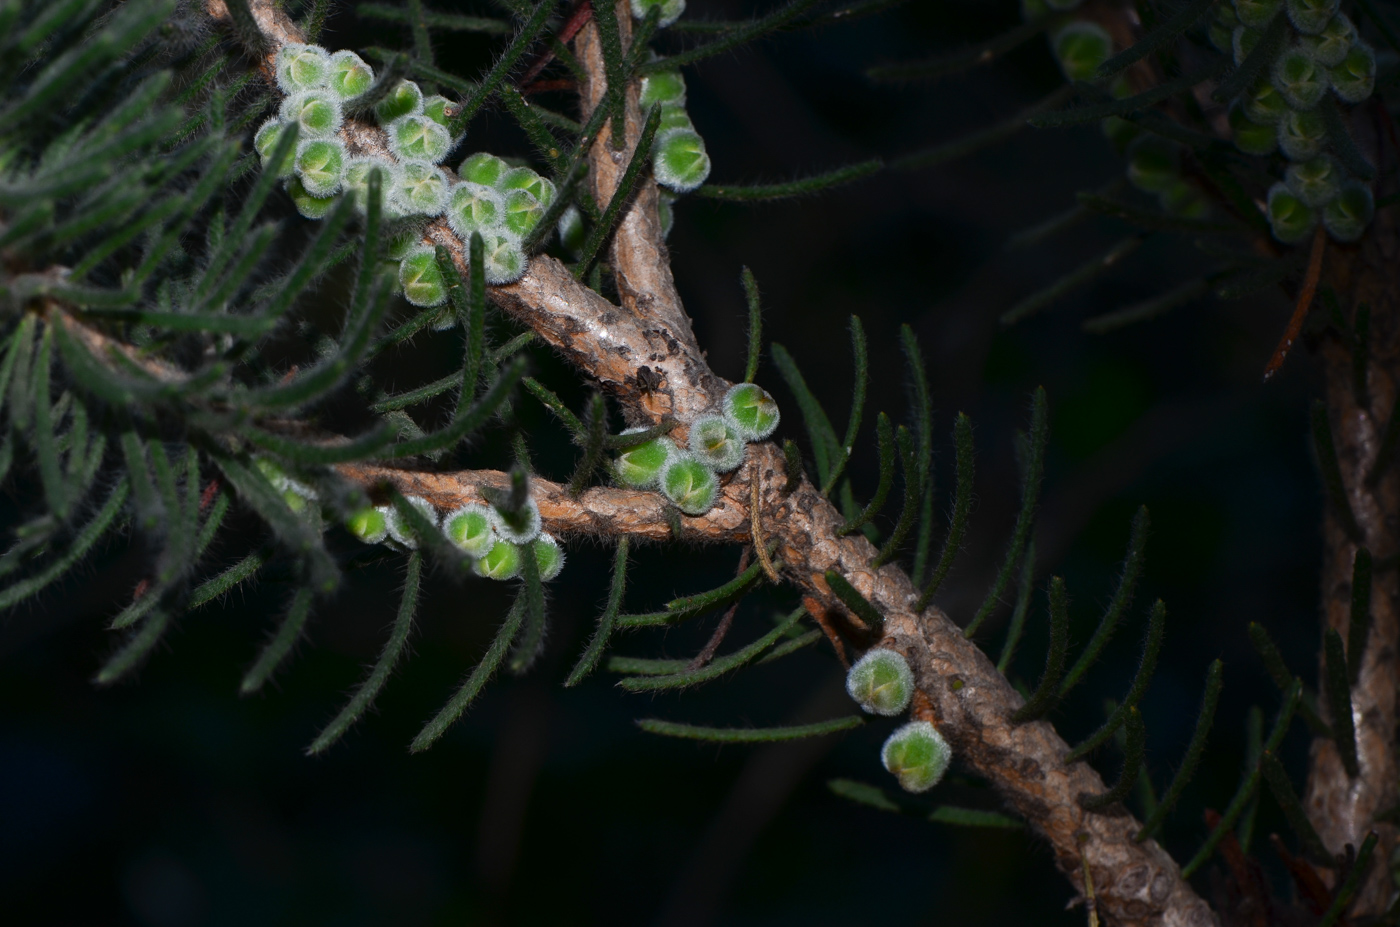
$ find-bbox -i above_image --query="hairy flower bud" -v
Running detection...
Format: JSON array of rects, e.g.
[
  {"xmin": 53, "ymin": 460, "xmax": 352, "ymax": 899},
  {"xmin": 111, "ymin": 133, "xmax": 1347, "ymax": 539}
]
[
  {"xmin": 1242, "ymin": 77, "xmax": 1289, "ymax": 124},
  {"xmin": 1229, "ymin": 103, "xmax": 1279, "ymax": 155},
  {"xmin": 286, "ymin": 176, "xmax": 339, "ymax": 219},
  {"xmin": 1278, "ymin": 106, "xmax": 1326, "ymax": 160},
  {"xmin": 1284, "ymin": 155, "xmax": 1342, "ymax": 206},
  {"xmin": 1052, "ymin": 21, "xmax": 1113, "ymax": 82},
  {"xmin": 658, "ymin": 103, "xmax": 694, "ymax": 132},
  {"xmin": 1268, "ymin": 182, "xmax": 1319, "ymax": 243},
  {"xmin": 723, "ymin": 383, "xmax": 780, "ymax": 441},
  {"xmin": 393, "ymin": 159, "xmax": 450, "ymax": 215},
  {"xmin": 1286, "ymin": 0, "xmax": 1340, "ymax": 34},
  {"xmin": 1233, "ymin": 25, "xmax": 1261, "ymax": 65},
  {"xmin": 493, "ymin": 496, "xmax": 542, "ymax": 544},
  {"xmin": 1234, "ymin": 0, "xmax": 1283, "ymax": 30},
  {"xmin": 479, "ymin": 232, "xmax": 526, "ymax": 284},
  {"xmin": 503, "ymin": 188, "xmax": 545, "ymax": 237},
  {"xmin": 614, "ymin": 432, "xmax": 675, "ymax": 489},
  {"xmin": 531, "ymin": 533, "xmax": 565, "ymax": 581},
  {"xmin": 444, "ymin": 503, "xmax": 498, "ymax": 558},
  {"xmin": 1329, "ymin": 42, "xmax": 1376, "ymax": 103},
  {"xmin": 1272, "ymin": 48, "xmax": 1328, "ymax": 109},
  {"xmin": 347, "ymin": 506, "xmax": 389, "ymax": 544},
  {"xmin": 688, "ymin": 414, "xmax": 745, "ymax": 472},
  {"xmin": 654, "ymin": 129, "xmax": 711, "ymax": 193},
  {"xmin": 846, "ymin": 649, "xmax": 914, "ymax": 716},
  {"xmin": 1125, "ymin": 136, "xmax": 1179, "ymax": 194},
  {"xmin": 882, "ymin": 721, "xmax": 952, "ymax": 793},
  {"xmin": 399, "ymin": 245, "xmax": 448, "ymax": 307},
  {"xmin": 375, "ymin": 79, "xmax": 424, "ymax": 125},
  {"xmin": 640, "ymin": 70, "xmax": 686, "ymax": 110},
  {"xmin": 660, "ymin": 454, "xmax": 719, "ymax": 515},
  {"xmin": 276, "ymin": 43, "xmax": 331, "ymax": 93},
  {"xmin": 631, "ymin": 0, "xmax": 686, "ymax": 28},
  {"xmin": 344, "ymin": 155, "xmax": 400, "ymax": 214},
  {"xmin": 1323, "ymin": 181, "xmax": 1374, "ymax": 242},
  {"xmin": 385, "ymin": 494, "xmax": 438, "ymax": 549},
  {"xmin": 500, "ymin": 167, "xmax": 556, "ymax": 208},
  {"xmin": 1300, "ymin": 13, "xmax": 1356, "ymax": 66},
  {"xmin": 327, "ymin": 49, "xmax": 374, "ymax": 100},
  {"xmin": 388, "ymin": 114, "xmax": 451, "ymax": 164},
  {"xmin": 447, "ymin": 182, "xmax": 505, "ymax": 240},
  {"xmin": 295, "ymin": 138, "xmax": 347, "ymax": 197},
  {"xmin": 460, "ymin": 151, "xmax": 509, "ymax": 187},
  {"xmin": 255, "ymin": 118, "xmax": 297, "ymax": 178},
  {"xmin": 421, "ymin": 94, "xmax": 454, "ymax": 127},
  {"xmin": 280, "ymin": 89, "xmax": 343, "ymax": 139},
  {"xmin": 475, "ymin": 540, "xmax": 522, "ymax": 580}
]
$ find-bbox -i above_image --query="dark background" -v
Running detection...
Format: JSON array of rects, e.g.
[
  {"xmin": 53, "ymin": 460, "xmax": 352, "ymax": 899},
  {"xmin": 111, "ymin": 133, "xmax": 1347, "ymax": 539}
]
[{"xmin": 1, "ymin": 0, "xmax": 1331, "ymax": 924}]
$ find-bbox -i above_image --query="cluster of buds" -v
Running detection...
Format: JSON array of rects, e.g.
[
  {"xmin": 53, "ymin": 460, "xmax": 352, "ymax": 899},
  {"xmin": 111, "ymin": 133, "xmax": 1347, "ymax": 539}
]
[{"xmin": 846, "ymin": 648, "xmax": 953, "ymax": 793}]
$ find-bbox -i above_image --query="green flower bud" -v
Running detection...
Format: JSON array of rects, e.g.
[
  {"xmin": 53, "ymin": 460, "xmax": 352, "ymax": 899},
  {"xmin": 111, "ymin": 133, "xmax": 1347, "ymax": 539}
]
[
  {"xmin": 846, "ymin": 649, "xmax": 914, "ymax": 716},
  {"xmin": 558, "ymin": 204, "xmax": 585, "ymax": 255},
  {"xmin": 327, "ymin": 50, "xmax": 374, "ymax": 100},
  {"xmin": 1125, "ymin": 136, "xmax": 1179, "ymax": 194},
  {"xmin": 531, "ymin": 533, "xmax": 565, "ymax": 581},
  {"xmin": 1268, "ymin": 181, "xmax": 1319, "ymax": 244},
  {"xmin": 386, "ymin": 226, "xmax": 424, "ymax": 261},
  {"xmin": 286, "ymin": 176, "xmax": 339, "ymax": 219},
  {"xmin": 1286, "ymin": 0, "xmax": 1339, "ymax": 35},
  {"xmin": 1229, "ymin": 103, "xmax": 1279, "ymax": 154},
  {"xmin": 1233, "ymin": 26, "xmax": 1261, "ymax": 65},
  {"xmin": 654, "ymin": 129, "xmax": 711, "ymax": 193},
  {"xmin": 1234, "ymin": 0, "xmax": 1283, "ymax": 30},
  {"xmin": 447, "ymin": 182, "xmax": 505, "ymax": 240},
  {"xmin": 295, "ymin": 138, "xmax": 346, "ymax": 197},
  {"xmin": 640, "ymin": 70, "xmax": 686, "ymax": 109},
  {"xmin": 344, "ymin": 155, "xmax": 400, "ymax": 215},
  {"xmin": 475, "ymin": 540, "xmax": 522, "ymax": 580},
  {"xmin": 255, "ymin": 118, "xmax": 297, "ymax": 178},
  {"xmin": 1323, "ymin": 181, "xmax": 1373, "ymax": 242},
  {"xmin": 500, "ymin": 167, "xmax": 556, "ymax": 208},
  {"xmin": 276, "ymin": 43, "xmax": 331, "ymax": 94},
  {"xmin": 479, "ymin": 231, "xmax": 526, "ymax": 285},
  {"xmin": 658, "ymin": 103, "xmax": 694, "ymax": 132},
  {"xmin": 398, "ymin": 245, "xmax": 448, "ymax": 307},
  {"xmin": 385, "ymin": 494, "xmax": 438, "ymax": 549},
  {"xmin": 502, "ymin": 188, "xmax": 544, "ymax": 237},
  {"xmin": 444, "ymin": 503, "xmax": 498, "ymax": 558},
  {"xmin": 493, "ymin": 496, "xmax": 541, "ymax": 544},
  {"xmin": 280, "ymin": 89, "xmax": 343, "ymax": 139},
  {"xmin": 658, "ymin": 191, "xmax": 676, "ymax": 238},
  {"xmin": 1329, "ymin": 42, "xmax": 1376, "ymax": 103},
  {"xmin": 1278, "ymin": 106, "xmax": 1327, "ymax": 160},
  {"xmin": 347, "ymin": 506, "xmax": 389, "ymax": 544},
  {"xmin": 388, "ymin": 114, "xmax": 451, "ymax": 164},
  {"xmin": 660, "ymin": 454, "xmax": 719, "ymax": 515},
  {"xmin": 459, "ymin": 151, "xmax": 509, "ymax": 187},
  {"xmin": 1208, "ymin": 19, "xmax": 1234, "ymax": 54},
  {"xmin": 1284, "ymin": 155, "xmax": 1341, "ymax": 206},
  {"xmin": 393, "ymin": 159, "xmax": 449, "ymax": 215},
  {"xmin": 1272, "ymin": 48, "xmax": 1328, "ymax": 110},
  {"xmin": 1159, "ymin": 179, "xmax": 1211, "ymax": 219},
  {"xmin": 1052, "ymin": 22, "xmax": 1113, "ymax": 82},
  {"xmin": 375, "ymin": 79, "xmax": 424, "ymax": 125},
  {"xmin": 882, "ymin": 720, "xmax": 952, "ymax": 793},
  {"xmin": 688, "ymin": 414, "xmax": 746, "ymax": 472},
  {"xmin": 421, "ymin": 94, "xmax": 455, "ymax": 127},
  {"xmin": 630, "ymin": 0, "xmax": 686, "ymax": 28},
  {"xmin": 614, "ymin": 431, "xmax": 676, "ymax": 489},
  {"xmin": 1299, "ymin": 13, "xmax": 1355, "ymax": 66},
  {"xmin": 1241, "ymin": 78, "xmax": 1289, "ymax": 124},
  {"xmin": 723, "ymin": 383, "xmax": 780, "ymax": 441}
]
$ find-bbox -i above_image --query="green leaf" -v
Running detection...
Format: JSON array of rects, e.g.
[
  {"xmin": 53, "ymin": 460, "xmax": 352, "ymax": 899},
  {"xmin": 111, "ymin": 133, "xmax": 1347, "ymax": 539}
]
[{"xmin": 636, "ymin": 716, "xmax": 863, "ymax": 743}]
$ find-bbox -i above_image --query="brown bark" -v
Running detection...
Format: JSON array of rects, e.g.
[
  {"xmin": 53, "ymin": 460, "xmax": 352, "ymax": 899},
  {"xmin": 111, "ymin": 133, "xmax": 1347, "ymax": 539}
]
[
  {"xmin": 1303, "ymin": 191, "xmax": 1400, "ymax": 915},
  {"xmin": 192, "ymin": 2, "xmax": 1219, "ymax": 923}
]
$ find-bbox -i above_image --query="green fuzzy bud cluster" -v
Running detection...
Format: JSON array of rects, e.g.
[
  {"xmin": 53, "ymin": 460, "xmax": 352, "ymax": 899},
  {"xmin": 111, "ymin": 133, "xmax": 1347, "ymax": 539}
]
[
  {"xmin": 441, "ymin": 156, "xmax": 555, "ymax": 284},
  {"xmin": 1217, "ymin": 0, "xmax": 1378, "ymax": 244},
  {"xmin": 642, "ymin": 68, "xmax": 712, "ymax": 194},
  {"xmin": 882, "ymin": 721, "xmax": 953, "ymax": 793},
  {"xmin": 846, "ymin": 649, "xmax": 915, "ymax": 716}
]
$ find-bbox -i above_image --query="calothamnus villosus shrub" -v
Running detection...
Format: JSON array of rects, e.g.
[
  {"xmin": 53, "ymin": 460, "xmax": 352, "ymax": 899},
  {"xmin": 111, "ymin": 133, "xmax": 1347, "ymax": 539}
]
[{"xmin": 3, "ymin": 0, "xmax": 1400, "ymax": 922}]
